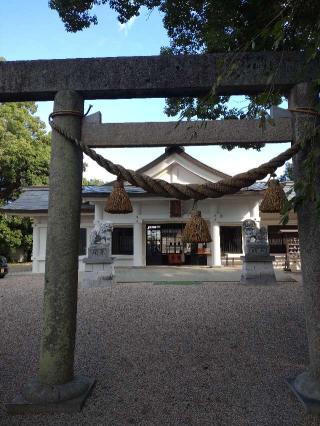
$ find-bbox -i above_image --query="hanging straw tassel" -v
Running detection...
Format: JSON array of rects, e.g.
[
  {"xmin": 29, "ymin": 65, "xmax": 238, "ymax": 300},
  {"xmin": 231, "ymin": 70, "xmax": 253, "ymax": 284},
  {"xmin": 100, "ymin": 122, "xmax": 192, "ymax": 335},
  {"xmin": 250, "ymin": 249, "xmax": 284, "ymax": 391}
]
[
  {"xmin": 105, "ymin": 177, "xmax": 133, "ymax": 214},
  {"xmin": 260, "ymin": 176, "xmax": 287, "ymax": 213},
  {"xmin": 182, "ymin": 210, "xmax": 212, "ymax": 243}
]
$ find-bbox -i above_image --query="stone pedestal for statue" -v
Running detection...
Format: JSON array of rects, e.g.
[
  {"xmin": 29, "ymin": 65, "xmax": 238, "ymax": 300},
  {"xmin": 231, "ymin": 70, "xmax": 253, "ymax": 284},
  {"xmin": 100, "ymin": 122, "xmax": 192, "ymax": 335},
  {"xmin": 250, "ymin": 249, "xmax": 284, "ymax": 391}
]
[
  {"xmin": 240, "ymin": 220, "xmax": 276, "ymax": 285},
  {"xmin": 80, "ymin": 221, "xmax": 115, "ymax": 289}
]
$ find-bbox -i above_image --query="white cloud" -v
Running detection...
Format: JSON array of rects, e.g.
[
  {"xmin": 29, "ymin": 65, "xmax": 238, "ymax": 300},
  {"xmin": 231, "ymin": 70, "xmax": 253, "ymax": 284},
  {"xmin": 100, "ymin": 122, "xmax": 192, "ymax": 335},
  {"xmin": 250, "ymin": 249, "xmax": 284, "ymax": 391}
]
[
  {"xmin": 83, "ymin": 154, "xmax": 113, "ymax": 183},
  {"xmin": 118, "ymin": 16, "xmax": 137, "ymax": 36}
]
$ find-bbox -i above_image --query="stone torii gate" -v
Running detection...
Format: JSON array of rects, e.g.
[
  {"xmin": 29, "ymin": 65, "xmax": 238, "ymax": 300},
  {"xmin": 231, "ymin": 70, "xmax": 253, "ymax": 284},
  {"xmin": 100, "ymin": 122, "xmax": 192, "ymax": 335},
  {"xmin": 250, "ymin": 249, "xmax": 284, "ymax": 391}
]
[{"xmin": 1, "ymin": 52, "xmax": 319, "ymax": 413}]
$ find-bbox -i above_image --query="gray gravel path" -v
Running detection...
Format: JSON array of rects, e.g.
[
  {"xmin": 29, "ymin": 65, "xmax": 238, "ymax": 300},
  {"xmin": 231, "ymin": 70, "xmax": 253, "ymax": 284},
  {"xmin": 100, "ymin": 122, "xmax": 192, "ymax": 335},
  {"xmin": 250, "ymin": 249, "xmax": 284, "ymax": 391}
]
[{"xmin": 0, "ymin": 274, "xmax": 319, "ymax": 426}]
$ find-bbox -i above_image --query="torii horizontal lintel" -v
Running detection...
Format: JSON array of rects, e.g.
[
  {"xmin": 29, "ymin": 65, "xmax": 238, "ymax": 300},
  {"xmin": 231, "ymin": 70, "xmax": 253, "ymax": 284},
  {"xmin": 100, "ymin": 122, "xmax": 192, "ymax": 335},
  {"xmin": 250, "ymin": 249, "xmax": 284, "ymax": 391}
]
[
  {"xmin": 0, "ymin": 52, "xmax": 318, "ymax": 102},
  {"xmin": 82, "ymin": 114, "xmax": 292, "ymax": 148}
]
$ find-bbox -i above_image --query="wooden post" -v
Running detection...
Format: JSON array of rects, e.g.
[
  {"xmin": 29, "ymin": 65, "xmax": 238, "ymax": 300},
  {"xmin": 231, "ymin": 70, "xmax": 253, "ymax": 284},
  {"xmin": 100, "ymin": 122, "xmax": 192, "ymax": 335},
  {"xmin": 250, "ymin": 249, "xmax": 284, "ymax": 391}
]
[{"xmin": 288, "ymin": 82, "xmax": 320, "ymax": 410}]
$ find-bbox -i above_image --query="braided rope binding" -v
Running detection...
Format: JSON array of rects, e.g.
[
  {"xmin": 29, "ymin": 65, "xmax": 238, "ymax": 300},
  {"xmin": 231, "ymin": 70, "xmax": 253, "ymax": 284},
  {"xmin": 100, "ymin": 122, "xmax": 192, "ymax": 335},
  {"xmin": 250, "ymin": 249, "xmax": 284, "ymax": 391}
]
[{"xmin": 49, "ymin": 114, "xmax": 299, "ymax": 201}]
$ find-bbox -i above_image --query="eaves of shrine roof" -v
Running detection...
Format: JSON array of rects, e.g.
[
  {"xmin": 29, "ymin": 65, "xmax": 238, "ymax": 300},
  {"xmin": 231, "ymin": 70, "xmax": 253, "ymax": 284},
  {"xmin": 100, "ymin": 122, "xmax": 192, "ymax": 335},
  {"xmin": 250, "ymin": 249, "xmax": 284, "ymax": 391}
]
[
  {"xmin": 0, "ymin": 187, "xmax": 93, "ymax": 215},
  {"xmin": 0, "ymin": 181, "xmax": 294, "ymax": 215}
]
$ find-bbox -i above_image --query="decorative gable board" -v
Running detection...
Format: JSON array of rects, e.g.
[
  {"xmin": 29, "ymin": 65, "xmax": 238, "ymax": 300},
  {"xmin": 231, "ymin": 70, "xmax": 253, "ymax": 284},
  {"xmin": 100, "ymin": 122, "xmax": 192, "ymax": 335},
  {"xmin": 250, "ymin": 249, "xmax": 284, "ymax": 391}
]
[
  {"xmin": 154, "ymin": 163, "xmax": 208, "ymax": 184},
  {"xmin": 144, "ymin": 153, "xmax": 225, "ymax": 184}
]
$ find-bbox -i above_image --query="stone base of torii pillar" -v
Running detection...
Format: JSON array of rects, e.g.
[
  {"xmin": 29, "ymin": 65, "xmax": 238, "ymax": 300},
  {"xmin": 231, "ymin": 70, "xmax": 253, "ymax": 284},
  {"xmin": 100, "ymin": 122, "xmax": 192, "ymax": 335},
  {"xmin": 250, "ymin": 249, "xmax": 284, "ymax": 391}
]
[
  {"xmin": 287, "ymin": 373, "xmax": 320, "ymax": 414},
  {"xmin": 6, "ymin": 377, "xmax": 96, "ymax": 414}
]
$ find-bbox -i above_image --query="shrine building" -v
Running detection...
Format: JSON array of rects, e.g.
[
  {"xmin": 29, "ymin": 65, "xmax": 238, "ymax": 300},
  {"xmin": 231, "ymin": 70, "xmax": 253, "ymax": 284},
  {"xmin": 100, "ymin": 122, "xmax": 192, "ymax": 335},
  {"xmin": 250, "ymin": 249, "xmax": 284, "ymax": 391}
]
[{"xmin": 2, "ymin": 145, "xmax": 298, "ymax": 272}]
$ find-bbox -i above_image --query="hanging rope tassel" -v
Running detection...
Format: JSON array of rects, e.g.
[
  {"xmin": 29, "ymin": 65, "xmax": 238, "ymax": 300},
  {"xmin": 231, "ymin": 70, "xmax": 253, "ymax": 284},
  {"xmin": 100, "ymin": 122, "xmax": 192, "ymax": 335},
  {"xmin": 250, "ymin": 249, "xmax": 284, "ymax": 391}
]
[
  {"xmin": 182, "ymin": 208, "xmax": 212, "ymax": 243},
  {"xmin": 104, "ymin": 177, "xmax": 133, "ymax": 214},
  {"xmin": 260, "ymin": 176, "xmax": 287, "ymax": 213}
]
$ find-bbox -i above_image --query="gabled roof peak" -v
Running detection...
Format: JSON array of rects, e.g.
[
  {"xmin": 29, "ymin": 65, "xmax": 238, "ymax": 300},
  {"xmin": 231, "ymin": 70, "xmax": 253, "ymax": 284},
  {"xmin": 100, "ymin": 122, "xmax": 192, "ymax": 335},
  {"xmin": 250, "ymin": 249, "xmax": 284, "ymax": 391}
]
[{"xmin": 137, "ymin": 146, "xmax": 231, "ymax": 180}]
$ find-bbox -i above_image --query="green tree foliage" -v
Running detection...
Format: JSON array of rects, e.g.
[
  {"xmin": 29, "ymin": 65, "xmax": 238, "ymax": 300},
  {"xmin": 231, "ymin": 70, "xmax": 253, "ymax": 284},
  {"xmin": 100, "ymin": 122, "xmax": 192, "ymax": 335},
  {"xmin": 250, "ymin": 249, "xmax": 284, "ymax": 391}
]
[
  {"xmin": 49, "ymin": 0, "xmax": 320, "ymax": 149},
  {"xmin": 0, "ymin": 215, "xmax": 33, "ymax": 260},
  {"xmin": 0, "ymin": 102, "xmax": 50, "ymax": 200},
  {"xmin": 49, "ymin": 1, "xmax": 320, "ymax": 53},
  {"xmin": 0, "ymin": 102, "xmax": 51, "ymax": 260},
  {"xmin": 82, "ymin": 177, "xmax": 106, "ymax": 185}
]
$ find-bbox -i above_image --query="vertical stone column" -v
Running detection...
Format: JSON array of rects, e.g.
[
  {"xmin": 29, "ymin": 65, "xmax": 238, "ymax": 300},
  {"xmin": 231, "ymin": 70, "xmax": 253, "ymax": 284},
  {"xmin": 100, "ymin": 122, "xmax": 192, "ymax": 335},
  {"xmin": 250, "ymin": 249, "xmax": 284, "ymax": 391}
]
[
  {"xmin": 288, "ymin": 83, "xmax": 320, "ymax": 406},
  {"xmin": 94, "ymin": 202, "xmax": 104, "ymax": 223},
  {"xmin": 31, "ymin": 223, "xmax": 40, "ymax": 273},
  {"xmin": 250, "ymin": 202, "xmax": 260, "ymax": 223},
  {"xmin": 11, "ymin": 91, "xmax": 95, "ymax": 413},
  {"xmin": 32, "ymin": 223, "xmax": 40, "ymax": 258},
  {"xmin": 210, "ymin": 222, "xmax": 221, "ymax": 267},
  {"xmin": 134, "ymin": 221, "xmax": 144, "ymax": 267},
  {"xmin": 249, "ymin": 206, "xmax": 255, "ymax": 220},
  {"xmin": 39, "ymin": 90, "xmax": 83, "ymax": 385}
]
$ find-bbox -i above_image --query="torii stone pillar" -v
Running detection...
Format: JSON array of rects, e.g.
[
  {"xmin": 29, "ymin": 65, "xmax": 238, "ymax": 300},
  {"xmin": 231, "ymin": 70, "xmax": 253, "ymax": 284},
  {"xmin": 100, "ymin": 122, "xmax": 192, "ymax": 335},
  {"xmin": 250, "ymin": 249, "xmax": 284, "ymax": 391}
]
[
  {"xmin": 7, "ymin": 91, "xmax": 95, "ymax": 414},
  {"xmin": 287, "ymin": 82, "xmax": 320, "ymax": 412}
]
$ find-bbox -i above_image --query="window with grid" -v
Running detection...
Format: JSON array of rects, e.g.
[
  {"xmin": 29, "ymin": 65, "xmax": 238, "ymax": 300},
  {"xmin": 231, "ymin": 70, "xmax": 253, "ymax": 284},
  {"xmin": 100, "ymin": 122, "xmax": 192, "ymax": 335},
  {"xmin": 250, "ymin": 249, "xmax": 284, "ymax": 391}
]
[
  {"xmin": 79, "ymin": 228, "xmax": 87, "ymax": 256},
  {"xmin": 112, "ymin": 227, "xmax": 133, "ymax": 255},
  {"xmin": 220, "ymin": 226, "xmax": 242, "ymax": 253}
]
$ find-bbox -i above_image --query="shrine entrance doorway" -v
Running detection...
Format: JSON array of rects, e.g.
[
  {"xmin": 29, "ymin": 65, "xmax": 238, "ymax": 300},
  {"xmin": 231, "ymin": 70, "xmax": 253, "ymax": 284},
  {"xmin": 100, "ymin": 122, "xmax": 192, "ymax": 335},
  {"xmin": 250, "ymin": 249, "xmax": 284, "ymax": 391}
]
[{"xmin": 146, "ymin": 224, "xmax": 208, "ymax": 266}]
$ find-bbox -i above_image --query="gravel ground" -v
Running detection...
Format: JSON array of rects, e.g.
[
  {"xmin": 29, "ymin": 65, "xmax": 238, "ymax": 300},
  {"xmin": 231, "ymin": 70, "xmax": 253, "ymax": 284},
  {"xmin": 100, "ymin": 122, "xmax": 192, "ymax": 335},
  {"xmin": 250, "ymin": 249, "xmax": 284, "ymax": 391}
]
[{"xmin": 0, "ymin": 274, "xmax": 319, "ymax": 426}]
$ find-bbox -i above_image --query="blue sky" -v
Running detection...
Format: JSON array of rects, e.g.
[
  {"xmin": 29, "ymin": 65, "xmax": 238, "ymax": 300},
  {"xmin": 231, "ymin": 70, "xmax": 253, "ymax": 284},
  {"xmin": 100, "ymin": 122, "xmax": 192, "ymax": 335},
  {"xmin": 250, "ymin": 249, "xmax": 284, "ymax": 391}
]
[{"xmin": 0, "ymin": 1, "xmax": 289, "ymax": 181}]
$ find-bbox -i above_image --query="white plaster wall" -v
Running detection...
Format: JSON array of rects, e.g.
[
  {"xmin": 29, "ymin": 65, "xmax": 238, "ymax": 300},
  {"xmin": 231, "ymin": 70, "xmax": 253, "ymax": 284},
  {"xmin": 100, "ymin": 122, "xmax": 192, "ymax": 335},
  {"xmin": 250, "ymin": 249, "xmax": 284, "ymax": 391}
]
[
  {"xmin": 32, "ymin": 214, "xmax": 95, "ymax": 273},
  {"xmin": 216, "ymin": 198, "xmax": 260, "ymax": 223},
  {"xmin": 141, "ymin": 200, "xmax": 170, "ymax": 217},
  {"xmin": 30, "ymin": 196, "xmax": 264, "ymax": 272},
  {"xmin": 103, "ymin": 210, "xmax": 136, "ymax": 224}
]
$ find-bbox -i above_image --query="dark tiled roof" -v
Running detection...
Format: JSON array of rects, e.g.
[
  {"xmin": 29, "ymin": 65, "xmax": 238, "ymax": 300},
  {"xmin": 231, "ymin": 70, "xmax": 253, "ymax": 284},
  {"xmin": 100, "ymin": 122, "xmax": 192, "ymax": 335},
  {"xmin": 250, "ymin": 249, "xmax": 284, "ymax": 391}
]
[
  {"xmin": 3, "ymin": 189, "xmax": 49, "ymax": 212},
  {"xmin": 1, "ymin": 188, "xmax": 94, "ymax": 214},
  {"xmin": 0, "ymin": 181, "xmax": 273, "ymax": 214},
  {"xmin": 241, "ymin": 181, "xmax": 294, "ymax": 194},
  {"xmin": 83, "ymin": 185, "xmax": 147, "ymax": 195},
  {"xmin": 243, "ymin": 182, "xmax": 267, "ymax": 191}
]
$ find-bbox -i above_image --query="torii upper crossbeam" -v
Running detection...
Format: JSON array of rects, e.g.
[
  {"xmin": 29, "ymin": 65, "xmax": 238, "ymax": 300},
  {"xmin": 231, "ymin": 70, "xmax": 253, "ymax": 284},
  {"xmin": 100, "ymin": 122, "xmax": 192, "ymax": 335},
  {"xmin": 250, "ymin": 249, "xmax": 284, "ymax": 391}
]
[{"xmin": 0, "ymin": 52, "xmax": 319, "ymax": 101}]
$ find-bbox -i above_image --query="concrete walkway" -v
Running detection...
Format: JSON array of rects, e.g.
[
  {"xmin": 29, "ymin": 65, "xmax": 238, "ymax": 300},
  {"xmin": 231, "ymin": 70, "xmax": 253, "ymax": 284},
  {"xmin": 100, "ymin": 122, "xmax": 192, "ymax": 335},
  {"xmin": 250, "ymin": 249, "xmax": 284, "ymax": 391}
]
[
  {"xmin": 7, "ymin": 264, "xmax": 299, "ymax": 283},
  {"xmin": 115, "ymin": 266, "xmax": 298, "ymax": 283},
  {"xmin": 7, "ymin": 263, "xmax": 32, "ymax": 274}
]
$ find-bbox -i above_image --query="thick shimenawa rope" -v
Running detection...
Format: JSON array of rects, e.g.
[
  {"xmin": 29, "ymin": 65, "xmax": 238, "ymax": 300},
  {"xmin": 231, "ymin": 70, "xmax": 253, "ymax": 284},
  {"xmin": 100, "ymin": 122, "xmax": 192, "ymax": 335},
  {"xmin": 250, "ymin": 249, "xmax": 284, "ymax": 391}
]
[{"xmin": 49, "ymin": 113, "xmax": 300, "ymax": 201}]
